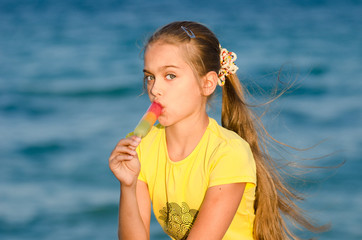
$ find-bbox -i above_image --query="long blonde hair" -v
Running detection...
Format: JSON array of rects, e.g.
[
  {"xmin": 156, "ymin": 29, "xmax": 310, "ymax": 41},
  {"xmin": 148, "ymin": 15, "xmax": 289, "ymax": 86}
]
[{"xmin": 145, "ymin": 21, "xmax": 328, "ymax": 240}]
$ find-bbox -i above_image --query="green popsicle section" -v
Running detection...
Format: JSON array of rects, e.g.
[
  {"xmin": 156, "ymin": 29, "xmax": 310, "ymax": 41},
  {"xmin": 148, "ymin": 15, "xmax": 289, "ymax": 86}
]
[{"xmin": 134, "ymin": 102, "xmax": 163, "ymax": 138}]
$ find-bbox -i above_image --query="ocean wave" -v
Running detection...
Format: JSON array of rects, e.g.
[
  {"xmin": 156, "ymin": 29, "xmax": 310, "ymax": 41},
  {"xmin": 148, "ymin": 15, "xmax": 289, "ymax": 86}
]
[
  {"xmin": 17, "ymin": 85, "xmax": 142, "ymax": 98},
  {"xmin": 18, "ymin": 141, "xmax": 72, "ymax": 156},
  {"xmin": 0, "ymin": 84, "xmax": 142, "ymax": 115}
]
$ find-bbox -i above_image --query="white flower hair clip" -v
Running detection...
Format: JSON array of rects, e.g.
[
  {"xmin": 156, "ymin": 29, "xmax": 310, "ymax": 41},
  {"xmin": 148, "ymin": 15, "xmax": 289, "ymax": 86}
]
[{"xmin": 218, "ymin": 46, "xmax": 239, "ymax": 86}]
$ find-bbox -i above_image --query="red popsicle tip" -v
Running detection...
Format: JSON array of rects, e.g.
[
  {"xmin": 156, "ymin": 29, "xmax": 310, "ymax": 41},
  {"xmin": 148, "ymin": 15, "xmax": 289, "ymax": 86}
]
[{"xmin": 149, "ymin": 101, "xmax": 163, "ymax": 117}]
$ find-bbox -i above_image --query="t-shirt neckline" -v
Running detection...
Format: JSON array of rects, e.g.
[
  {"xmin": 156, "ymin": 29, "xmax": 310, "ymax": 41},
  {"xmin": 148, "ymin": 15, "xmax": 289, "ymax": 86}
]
[{"xmin": 163, "ymin": 118, "xmax": 213, "ymax": 165}]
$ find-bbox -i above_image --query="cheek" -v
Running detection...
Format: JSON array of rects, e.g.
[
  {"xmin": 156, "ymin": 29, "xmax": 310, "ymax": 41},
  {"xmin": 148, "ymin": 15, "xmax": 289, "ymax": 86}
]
[{"xmin": 146, "ymin": 83, "xmax": 153, "ymax": 96}]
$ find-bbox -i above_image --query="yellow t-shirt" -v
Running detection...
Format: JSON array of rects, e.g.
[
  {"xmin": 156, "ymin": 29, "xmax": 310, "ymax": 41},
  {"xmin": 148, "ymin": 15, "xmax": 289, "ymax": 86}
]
[{"xmin": 135, "ymin": 118, "xmax": 256, "ymax": 240}]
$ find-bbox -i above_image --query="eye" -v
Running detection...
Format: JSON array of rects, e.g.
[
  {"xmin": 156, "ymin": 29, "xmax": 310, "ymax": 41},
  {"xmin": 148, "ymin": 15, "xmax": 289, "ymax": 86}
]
[
  {"xmin": 165, "ymin": 74, "xmax": 176, "ymax": 80},
  {"xmin": 144, "ymin": 75, "xmax": 155, "ymax": 82}
]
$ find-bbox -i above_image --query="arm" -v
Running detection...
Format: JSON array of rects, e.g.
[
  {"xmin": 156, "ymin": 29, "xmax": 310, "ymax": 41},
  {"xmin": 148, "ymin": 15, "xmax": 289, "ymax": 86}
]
[
  {"xmin": 187, "ymin": 182, "xmax": 246, "ymax": 240},
  {"xmin": 109, "ymin": 136, "xmax": 151, "ymax": 240},
  {"xmin": 119, "ymin": 180, "xmax": 151, "ymax": 240}
]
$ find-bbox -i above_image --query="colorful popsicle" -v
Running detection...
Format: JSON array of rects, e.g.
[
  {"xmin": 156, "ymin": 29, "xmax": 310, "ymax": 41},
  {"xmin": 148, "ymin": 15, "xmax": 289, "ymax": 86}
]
[{"xmin": 134, "ymin": 101, "xmax": 163, "ymax": 138}]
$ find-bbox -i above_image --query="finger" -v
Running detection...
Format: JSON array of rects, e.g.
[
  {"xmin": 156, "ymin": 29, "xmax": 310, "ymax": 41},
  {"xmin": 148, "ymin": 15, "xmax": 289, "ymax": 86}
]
[
  {"xmin": 109, "ymin": 154, "xmax": 133, "ymax": 165},
  {"xmin": 111, "ymin": 136, "xmax": 141, "ymax": 155},
  {"xmin": 111, "ymin": 138, "xmax": 136, "ymax": 155},
  {"xmin": 110, "ymin": 146, "xmax": 137, "ymax": 159},
  {"xmin": 127, "ymin": 135, "xmax": 141, "ymax": 148},
  {"xmin": 115, "ymin": 136, "xmax": 141, "ymax": 150},
  {"xmin": 117, "ymin": 146, "xmax": 137, "ymax": 156}
]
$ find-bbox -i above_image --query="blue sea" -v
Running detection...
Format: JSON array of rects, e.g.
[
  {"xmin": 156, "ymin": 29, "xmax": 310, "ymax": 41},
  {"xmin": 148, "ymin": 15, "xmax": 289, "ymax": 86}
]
[{"xmin": 0, "ymin": 0, "xmax": 361, "ymax": 239}]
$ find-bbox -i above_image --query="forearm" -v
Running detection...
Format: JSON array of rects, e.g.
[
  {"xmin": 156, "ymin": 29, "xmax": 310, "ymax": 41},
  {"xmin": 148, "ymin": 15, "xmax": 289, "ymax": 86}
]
[
  {"xmin": 118, "ymin": 183, "xmax": 149, "ymax": 240},
  {"xmin": 187, "ymin": 183, "xmax": 245, "ymax": 240}
]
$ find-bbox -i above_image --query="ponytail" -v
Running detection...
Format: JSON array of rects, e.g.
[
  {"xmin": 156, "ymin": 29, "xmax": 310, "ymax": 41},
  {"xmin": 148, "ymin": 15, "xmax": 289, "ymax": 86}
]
[{"xmin": 221, "ymin": 74, "xmax": 328, "ymax": 240}]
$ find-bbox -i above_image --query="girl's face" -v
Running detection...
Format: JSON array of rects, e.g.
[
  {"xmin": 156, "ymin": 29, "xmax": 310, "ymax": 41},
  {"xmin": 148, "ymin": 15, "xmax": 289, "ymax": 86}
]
[{"xmin": 143, "ymin": 42, "xmax": 207, "ymax": 127}]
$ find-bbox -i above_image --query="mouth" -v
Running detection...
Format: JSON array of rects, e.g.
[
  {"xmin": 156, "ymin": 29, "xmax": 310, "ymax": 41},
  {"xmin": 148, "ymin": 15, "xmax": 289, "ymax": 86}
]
[
  {"xmin": 152, "ymin": 101, "xmax": 165, "ymax": 115},
  {"xmin": 153, "ymin": 100, "xmax": 164, "ymax": 109}
]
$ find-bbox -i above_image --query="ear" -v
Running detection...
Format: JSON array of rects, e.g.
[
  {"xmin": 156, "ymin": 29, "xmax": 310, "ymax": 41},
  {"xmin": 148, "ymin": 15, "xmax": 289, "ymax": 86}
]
[{"xmin": 201, "ymin": 71, "xmax": 218, "ymax": 96}]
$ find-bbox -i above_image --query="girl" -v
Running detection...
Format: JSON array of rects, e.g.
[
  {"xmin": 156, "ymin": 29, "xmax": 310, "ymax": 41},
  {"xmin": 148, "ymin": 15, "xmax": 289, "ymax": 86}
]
[{"xmin": 109, "ymin": 21, "xmax": 326, "ymax": 240}]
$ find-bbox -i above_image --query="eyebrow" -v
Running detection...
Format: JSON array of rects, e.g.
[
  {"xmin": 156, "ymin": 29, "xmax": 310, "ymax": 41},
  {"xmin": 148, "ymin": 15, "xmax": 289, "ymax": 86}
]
[{"xmin": 143, "ymin": 65, "xmax": 181, "ymax": 74}]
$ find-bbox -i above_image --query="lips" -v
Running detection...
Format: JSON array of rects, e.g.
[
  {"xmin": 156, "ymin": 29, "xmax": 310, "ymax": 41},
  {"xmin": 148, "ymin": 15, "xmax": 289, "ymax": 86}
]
[{"xmin": 153, "ymin": 100, "xmax": 164, "ymax": 112}]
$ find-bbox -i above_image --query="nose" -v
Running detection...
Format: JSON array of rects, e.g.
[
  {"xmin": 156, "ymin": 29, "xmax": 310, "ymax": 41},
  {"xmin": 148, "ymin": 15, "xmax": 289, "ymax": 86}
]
[{"xmin": 149, "ymin": 78, "xmax": 163, "ymax": 97}]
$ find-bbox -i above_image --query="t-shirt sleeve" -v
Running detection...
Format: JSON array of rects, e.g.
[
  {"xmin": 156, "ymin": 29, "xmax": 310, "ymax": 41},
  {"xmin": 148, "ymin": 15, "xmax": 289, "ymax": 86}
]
[{"xmin": 208, "ymin": 139, "xmax": 256, "ymax": 188}]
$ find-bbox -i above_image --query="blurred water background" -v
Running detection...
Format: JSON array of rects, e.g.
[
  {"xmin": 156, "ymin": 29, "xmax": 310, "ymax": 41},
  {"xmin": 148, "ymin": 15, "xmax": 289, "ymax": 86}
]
[{"xmin": 0, "ymin": 0, "xmax": 361, "ymax": 239}]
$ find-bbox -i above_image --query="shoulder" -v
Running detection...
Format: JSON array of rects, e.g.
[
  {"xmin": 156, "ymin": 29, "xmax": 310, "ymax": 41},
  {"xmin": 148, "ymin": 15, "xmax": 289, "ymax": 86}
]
[
  {"xmin": 206, "ymin": 118, "xmax": 256, "ymax": 186},
  {"xmin": 207, "ymin": 118, "xmax": 255, "ymax": 168},
  {"xmin": 207, "ymin": 118, "xmax": 251, "ymax": 153}
]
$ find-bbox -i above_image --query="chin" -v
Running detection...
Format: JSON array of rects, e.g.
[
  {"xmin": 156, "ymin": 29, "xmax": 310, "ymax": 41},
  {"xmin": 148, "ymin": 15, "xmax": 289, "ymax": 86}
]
[
  {"xmin": 157, "ymin": 116, "xmax": 174, "ymax": 127},
  {"xmin": 157, "ymin": 117, "xmax": 166, "ymax": 126}
]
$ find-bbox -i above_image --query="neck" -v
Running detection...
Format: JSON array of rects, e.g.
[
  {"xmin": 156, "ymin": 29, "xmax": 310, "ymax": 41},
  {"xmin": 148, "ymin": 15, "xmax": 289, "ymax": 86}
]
[{"xmin": 165, "ymin": 112, "xmax": 209, "ymax": 162}]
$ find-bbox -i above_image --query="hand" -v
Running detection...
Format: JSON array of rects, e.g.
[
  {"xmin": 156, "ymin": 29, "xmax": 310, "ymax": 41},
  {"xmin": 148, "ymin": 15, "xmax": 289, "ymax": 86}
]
[{"xmin": 109, "ymin": 135, "xmax": 142, "ymax": 187}]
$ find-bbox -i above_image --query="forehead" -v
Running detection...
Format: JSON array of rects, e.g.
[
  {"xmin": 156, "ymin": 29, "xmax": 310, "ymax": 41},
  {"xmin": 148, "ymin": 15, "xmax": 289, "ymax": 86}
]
[{"xmin": 144, "ymin": 42, "xmax": 188, "ymax": 69}]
